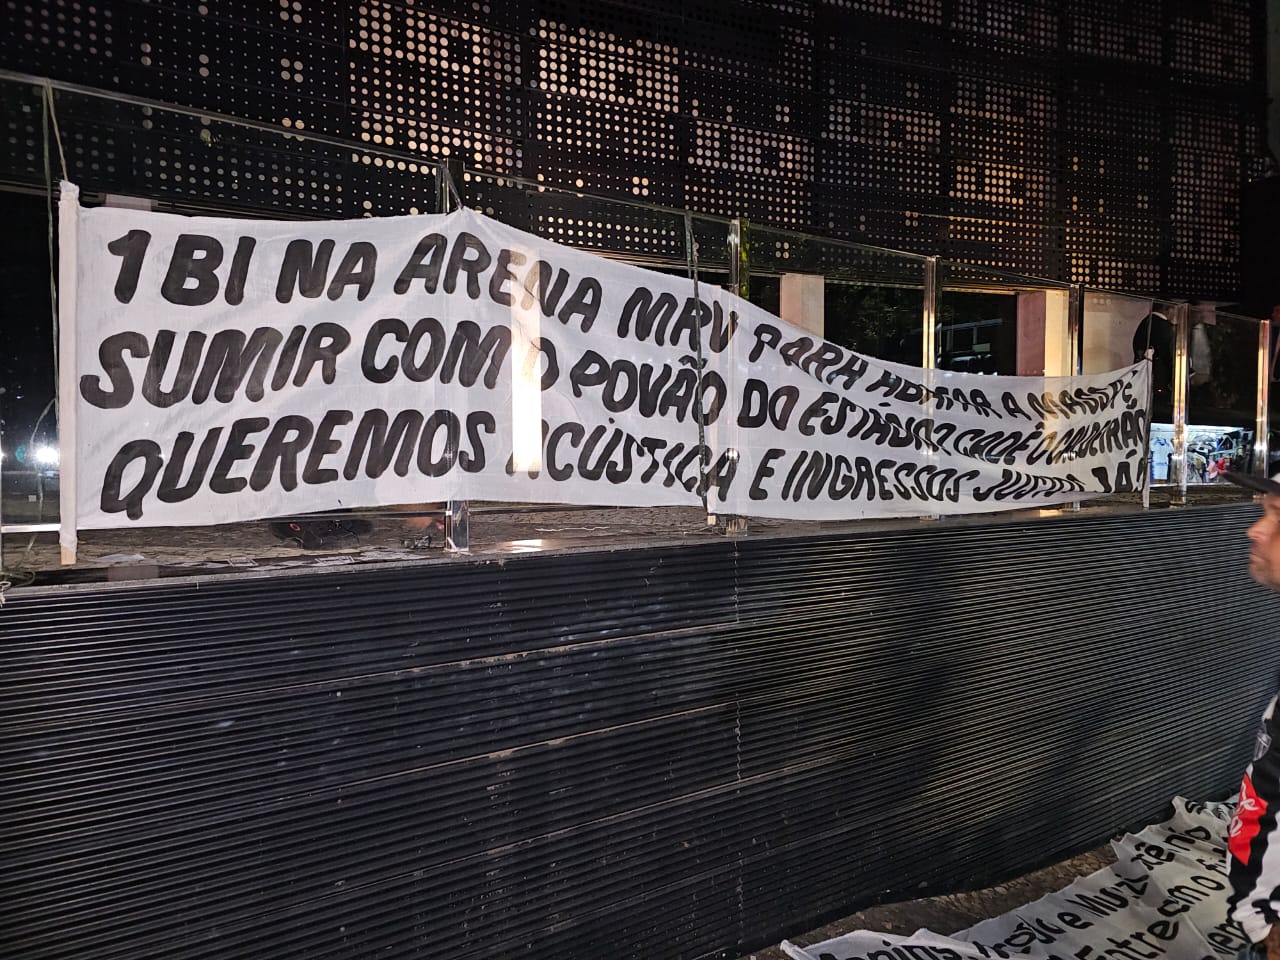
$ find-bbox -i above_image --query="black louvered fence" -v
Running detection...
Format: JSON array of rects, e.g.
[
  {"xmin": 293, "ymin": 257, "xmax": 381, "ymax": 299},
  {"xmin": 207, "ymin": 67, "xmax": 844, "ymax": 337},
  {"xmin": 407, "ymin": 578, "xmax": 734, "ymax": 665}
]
[{"xmin": 2, "ymin": 502, "xmax": 1274, "ymax": 958}]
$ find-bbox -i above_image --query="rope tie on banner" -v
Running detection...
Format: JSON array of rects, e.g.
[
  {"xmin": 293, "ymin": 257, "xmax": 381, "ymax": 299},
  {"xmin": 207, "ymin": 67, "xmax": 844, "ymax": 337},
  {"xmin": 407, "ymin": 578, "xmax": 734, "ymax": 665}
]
[{"xmin": 44, "ymin": 81, "xmax": 70, "ymax": 182}]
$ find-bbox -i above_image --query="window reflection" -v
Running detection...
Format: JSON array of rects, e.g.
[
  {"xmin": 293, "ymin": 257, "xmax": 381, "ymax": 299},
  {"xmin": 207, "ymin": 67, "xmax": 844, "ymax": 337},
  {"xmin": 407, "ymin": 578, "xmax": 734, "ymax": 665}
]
[
  {"xmin": 825, "ymin": 283, "xmax": 923, "ymax": 365},
  {"xmin": 1, "ymin": 192, "xmax": 59, "ymax": 525},
  {"xmin": 935, "ymin": 291, "xmax": 1018, "ymax": 374},
  {"xmin": 1185, "ymin": 312, "xmax": 1260, "ymax": 484}
]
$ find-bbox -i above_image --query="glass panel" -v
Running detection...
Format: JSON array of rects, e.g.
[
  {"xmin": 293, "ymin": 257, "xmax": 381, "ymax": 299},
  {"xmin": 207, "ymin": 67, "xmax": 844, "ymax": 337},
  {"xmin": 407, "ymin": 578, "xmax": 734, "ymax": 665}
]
[
  {"xmin": 745, "ymin": 224, "xmax": 927, "ymax": 363},
  {"xmin": 447, "ymin": 168, "xmax": 715, "ymax": 523},
  {"xmin": 466, "ymin": 167, "xmax": 700, "ymax": 270},
  {"xmin": 936, "ymin": 262, "xmax": 1071, "ymax": 376},
  {"xmin": 48, "ymin": 86, "xmax": 438, "ymax": 220},
  {"xmin": 937, "ymin": 289, "xmax": 1017, "ymax": 374},
  {"xmin": 1081, "ymin": 290, "xmax": 1177, "ymax": 488},
  {"xmin": 0, "ymin": 204, "xmax": 59, "ymax": 516},
  {"xmin": 4, "ymin": 72, "xmax": 1273, "ymax": 576},
  {"xmin": 1267, "ymin": 308, "xmax": 1280, "ymax": 474},
  {"xmin": 1081, "ymin": 289, "xmax": 1177, "ymax": 403},
  {"xmin": 688, "ymin": 212, "xmax": 733, "ymax": 282},
  {"xmin": 1, "ymin": 80, "xmax": 60, "ymax": 530},
  {"xmin": 1184, "ymin": 309, "xmax": 1260, "ymax": 485},
  {"xmin": 0, "ymin": 74, "xmax": 45, "ymax": 191}
]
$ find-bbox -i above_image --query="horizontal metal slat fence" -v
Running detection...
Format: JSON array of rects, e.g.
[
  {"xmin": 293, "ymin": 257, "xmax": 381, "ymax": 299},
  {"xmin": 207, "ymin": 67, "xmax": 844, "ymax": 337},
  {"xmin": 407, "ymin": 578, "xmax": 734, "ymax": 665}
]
[{"xmin": 2, "ymin": 503, "xmax": 1275, "ymax": 958}]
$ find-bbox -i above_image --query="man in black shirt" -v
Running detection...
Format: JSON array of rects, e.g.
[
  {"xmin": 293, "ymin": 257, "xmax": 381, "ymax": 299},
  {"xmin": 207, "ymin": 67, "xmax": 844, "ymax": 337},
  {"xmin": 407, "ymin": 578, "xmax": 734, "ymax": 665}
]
[{"xmin": 1223, "ymin": 471, "xmax": 1280, "ymax": 958}]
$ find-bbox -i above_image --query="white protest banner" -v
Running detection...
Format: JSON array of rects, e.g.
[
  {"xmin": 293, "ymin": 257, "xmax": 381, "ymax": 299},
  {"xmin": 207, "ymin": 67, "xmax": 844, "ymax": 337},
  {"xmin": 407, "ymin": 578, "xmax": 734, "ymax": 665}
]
[
  {"xmin": 59, "ymin": 191, "xmax": 711, "ymax": 558},
  {"xmin": 782, "ymin": 798, "xmax": 1244, "ymax": 960},
  {"xmin": 707, "ymin": 315, "xmax": 1149, "ymax": 520},
  {"xmin": 58, "ymin": 184, "xmax": 1150, "ymax": 558}
]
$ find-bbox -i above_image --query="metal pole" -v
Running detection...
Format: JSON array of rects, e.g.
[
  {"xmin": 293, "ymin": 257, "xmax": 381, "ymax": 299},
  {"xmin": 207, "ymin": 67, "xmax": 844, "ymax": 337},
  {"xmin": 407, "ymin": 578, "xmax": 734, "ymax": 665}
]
[
  {"xmin": 1257, "ymin": 316, "xmax": 1271, "ymax": 478},
  {"xmin": 922, "ymin": 257, "xmax": 938, "ymax": 371},
  {"xmin": 1169, "ymin": 303, "xmax": 1190, "ymax": 506},
  {"xmin": 1141, "ymin": 356, "xmax": 1154, "ymax": 511},
  {"xmin": 1067, "ymin": 283, "xmax": 1083, "ymax": 375},
  {"xmin": 436, "ymin": 159, "xmax": 469, "ymax": 552},
  {"xmin": 1064, "ymin": 284, "xmax": 1086, "ymax": 512},
  {"xmin": 728, "ymin": 217, "xmax": 749, "ymax": 301},
  {"xmin": 921, "ymin": 257, "xmax": 940, "ymax": 520},
  {"xmin": 713, "ymin": 218, "xmax": 748, "ymax": 536},
  {"xmin": 0, "ymin": 413, "xmax": 5, "ymax": 570}
]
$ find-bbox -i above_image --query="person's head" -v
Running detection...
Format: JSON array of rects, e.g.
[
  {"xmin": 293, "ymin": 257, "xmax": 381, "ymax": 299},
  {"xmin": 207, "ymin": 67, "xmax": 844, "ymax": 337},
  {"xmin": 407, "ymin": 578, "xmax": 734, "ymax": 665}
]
[
  {"xmin": 1225, "ymin": 472, "xmax": 1280, "ymax": 589},
  {"xmin": 1248, "ymin": 494, "xmax": 1280, "ymax": 590}
]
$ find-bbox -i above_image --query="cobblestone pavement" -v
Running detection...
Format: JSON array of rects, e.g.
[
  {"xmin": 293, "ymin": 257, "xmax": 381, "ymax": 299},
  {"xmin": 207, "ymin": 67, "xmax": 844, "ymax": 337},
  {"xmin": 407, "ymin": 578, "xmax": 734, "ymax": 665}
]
[{"xmin": 738, "ymin": 847, "xmax": 1117, "ymax": 960}]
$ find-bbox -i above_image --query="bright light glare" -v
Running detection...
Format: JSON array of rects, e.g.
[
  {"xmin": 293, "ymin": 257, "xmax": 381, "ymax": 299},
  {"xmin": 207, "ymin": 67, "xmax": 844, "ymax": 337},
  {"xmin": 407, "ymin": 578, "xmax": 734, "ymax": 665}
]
[{"xmin": 35, "ymin": 445, "xmax": 59, "ymax": 466}]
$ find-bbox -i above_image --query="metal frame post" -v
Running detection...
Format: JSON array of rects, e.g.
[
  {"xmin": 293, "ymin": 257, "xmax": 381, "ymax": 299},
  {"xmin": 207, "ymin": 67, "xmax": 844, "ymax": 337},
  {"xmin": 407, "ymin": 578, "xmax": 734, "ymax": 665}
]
[
  {"xmin": 1067, "ymin": 284, "xmax": 1086, "ymax": 511},
  {"xmin": 1067, "ymin": 283, "xmax": 1083, "ymax": 375},
  {"xmin": 1257, "ymin": 316, "xmax": 1271, "ymax": 478},
  {"xmin": 1169, "ymin": 303, "xmax": 1190, "ymax": 506},
  {"xmin": 921, "ymin": 257, "xmax": 940, "ymax": 520},
  {"xmin": 713, "ymin": 217, "xmax": 749, "ymax": 536},
  {"xmin": 922, "ymin": 257, "xmax": 938, "ymax": 370},
  {"xmin": 1141, "ymin": 348, "xmax": 1155, "ymax": 511},
  {"xmin": 0, "ymin": 413, "xmax": 5, "ymax": 569},
  {"xmin": 436, "ymin": 159, "xmax": 469, "ymax": 551},
  {"xmin": 727, "ymin": 217, "xmax": 748, "ymax": 300}
]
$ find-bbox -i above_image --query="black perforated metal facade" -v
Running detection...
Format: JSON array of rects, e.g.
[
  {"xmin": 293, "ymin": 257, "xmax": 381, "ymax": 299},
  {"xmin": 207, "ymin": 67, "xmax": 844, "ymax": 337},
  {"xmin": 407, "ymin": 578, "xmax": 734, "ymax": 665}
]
[
  {"xmin": 3, "ymin": 505, "xmax": 1276, "ymax": 958},
  {"xmin": 0, "ymin": 0, "xmax": 1268, "ymax": 297}
]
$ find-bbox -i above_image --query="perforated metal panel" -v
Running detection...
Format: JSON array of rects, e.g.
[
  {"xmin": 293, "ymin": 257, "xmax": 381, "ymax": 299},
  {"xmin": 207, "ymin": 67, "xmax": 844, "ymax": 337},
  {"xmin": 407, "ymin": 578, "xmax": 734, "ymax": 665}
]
[
  {"xmin": 1068, "ymin": 1, "xmax": 1161, "ymax": 61},
  {"xmin": 1061, "ymin": 72, "xmax": 1165, "ymax": 291},
  {"xmin": 351, "ymin": 0, "xmax": 523, "ymax": 175},
  {"xmin": 0, "ymin": 0, "xmax": 1266, "ymax": 294},
  {"xmin": 1168, "ymin": 94, "xmax": 1248, "ymax": 294}
]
